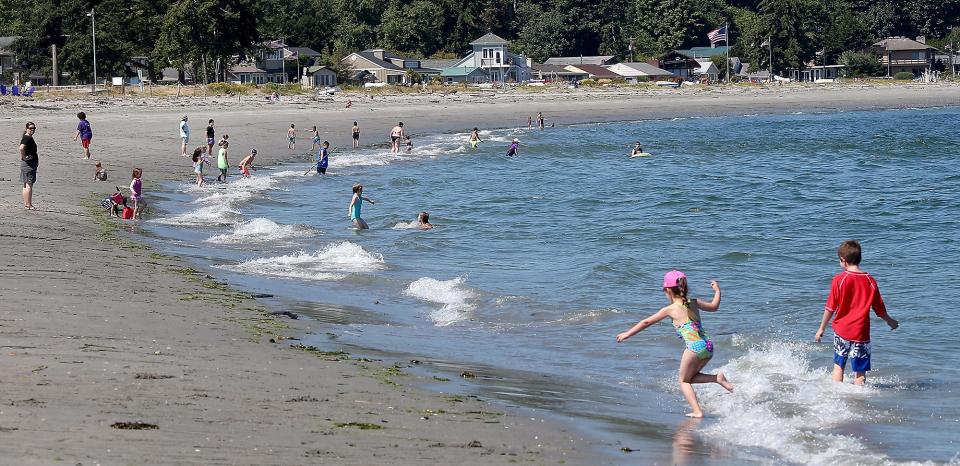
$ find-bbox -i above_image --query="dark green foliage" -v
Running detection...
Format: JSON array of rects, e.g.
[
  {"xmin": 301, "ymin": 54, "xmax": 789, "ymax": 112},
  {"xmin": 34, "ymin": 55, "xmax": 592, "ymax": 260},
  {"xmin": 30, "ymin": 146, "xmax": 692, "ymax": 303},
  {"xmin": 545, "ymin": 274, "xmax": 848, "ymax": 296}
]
[
  {"xmin": 838, "ymin": 50, "xmax": 882, "ymax": 77},
  {"xmin": 1, "ymin": 0, "xmax": 956, "ymax": 82},
  {"xmin": 893, "ymin": 71, "xmax": 915, "ymax": 80}
]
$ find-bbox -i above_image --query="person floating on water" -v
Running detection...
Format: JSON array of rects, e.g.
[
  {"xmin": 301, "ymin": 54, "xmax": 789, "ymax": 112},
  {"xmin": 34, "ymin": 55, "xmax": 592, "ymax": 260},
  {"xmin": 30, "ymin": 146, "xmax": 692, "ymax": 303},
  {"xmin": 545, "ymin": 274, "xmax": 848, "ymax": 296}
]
[
  {"xmin": 506, "ymin": 138, "xmax": 519, "ymax": 156},
  {"xmin": 631, "ymin": 141, "xmax": 644, "ymax": 156},
  {"xmin": 417, "ymin": 211, "xmax": 433, "ymax": 229},
  {"xmin": 348, "ymin": 183, "xmax": 375, "ymax": 229},
  {"xmin": 814, "ymin": 240, "xmax": 899, "ymax": 385},
  {"xmin": 237, "ymin": 149, "xmax": 256, "ymax": 177},
  {"xmin": 469, "ymin": 128, "xmax": 482, "ymax": 148},
  {"xmin": 616, "ymin": 270, "xmax": 733, "ymax": 418}
]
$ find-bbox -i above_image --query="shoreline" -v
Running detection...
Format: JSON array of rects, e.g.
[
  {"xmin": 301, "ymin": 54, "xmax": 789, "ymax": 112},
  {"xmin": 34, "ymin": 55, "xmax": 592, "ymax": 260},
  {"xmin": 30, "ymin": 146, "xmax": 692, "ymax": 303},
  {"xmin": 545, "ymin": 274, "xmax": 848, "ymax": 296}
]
[{"xmin": 2, "ymin": 86, "xmax": 958, "ymax": 464}]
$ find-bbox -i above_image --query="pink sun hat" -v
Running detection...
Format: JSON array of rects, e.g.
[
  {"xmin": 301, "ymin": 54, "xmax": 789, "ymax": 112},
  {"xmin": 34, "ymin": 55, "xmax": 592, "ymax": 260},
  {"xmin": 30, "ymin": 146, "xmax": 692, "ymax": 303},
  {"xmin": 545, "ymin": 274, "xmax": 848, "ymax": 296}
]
[{"xmin": 662, "ymin": 270, "xmax": 686, "ymax": 288}]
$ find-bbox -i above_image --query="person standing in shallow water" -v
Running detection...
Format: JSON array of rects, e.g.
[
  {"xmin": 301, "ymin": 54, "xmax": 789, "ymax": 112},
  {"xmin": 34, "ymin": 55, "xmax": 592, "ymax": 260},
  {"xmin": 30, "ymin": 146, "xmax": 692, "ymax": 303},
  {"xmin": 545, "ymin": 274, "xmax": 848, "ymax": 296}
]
[
  {"xmin": 348, "ymin": 183, "xmax": 375, "ymax": 229},
  {"xmin": 537, "ymin": 112, "xmax": 544, "ymax": 129},
  {"xmin": 352, "ymin": 121, "xmax": 360, "ymax": 148},
  {"xmin": 179, "ymin": 115, "xmax": 190, "ymax": 156},
  {"xmin": 390, "ymin": 122, "xmax": 405, "ymax": 153},
  {"xmin": 616, "ymin": 271, "xmax": 733, "ymax": 418},
  {"xmin": 19, "ymin": 121, "xmax": 38, "ymax": 210}
]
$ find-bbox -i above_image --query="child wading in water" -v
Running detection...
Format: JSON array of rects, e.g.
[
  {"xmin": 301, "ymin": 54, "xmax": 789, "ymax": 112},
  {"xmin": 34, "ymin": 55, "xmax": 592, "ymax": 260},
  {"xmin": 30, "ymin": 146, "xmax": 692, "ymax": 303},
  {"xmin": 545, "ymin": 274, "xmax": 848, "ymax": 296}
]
[
  {"xmin": 348, "ymin": 183, "xmax": 374, "ymax": 229},
  {"xmin": 814, "ymin": 240, "xmax": 898, "ymax": 385},
  {"xmin": 238, "ymin": 149, "xmax": 256, "ymax": 177},
  {"xmin": 469, "ymin": 128, "xmax": 482, "ymax": 148},
  {"xmin": 216, "ymin": 138, "xmax": 230, "ymax": 182},
  {"xmin": 192, "ymin": 147, "xmax": 209, "ymax": 187},
  {"xmin": 130, "ymin": 167, "xmax": 146, "ymax": 219},
  {"xmin": 616, "ymin": 271, "xmax": 733, "ymax": 418},
  {"xmin": 311, "ymin": 126, "xmax": 321, "ymax": 151}
]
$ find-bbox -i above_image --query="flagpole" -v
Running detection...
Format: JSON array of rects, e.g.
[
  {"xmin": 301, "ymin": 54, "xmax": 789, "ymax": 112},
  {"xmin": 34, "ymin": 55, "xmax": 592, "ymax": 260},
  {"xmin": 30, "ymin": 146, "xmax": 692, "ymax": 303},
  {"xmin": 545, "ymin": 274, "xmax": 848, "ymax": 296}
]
[{"xmin": 725, "ymin": 22, "xmax": 730, "ymax": 82}]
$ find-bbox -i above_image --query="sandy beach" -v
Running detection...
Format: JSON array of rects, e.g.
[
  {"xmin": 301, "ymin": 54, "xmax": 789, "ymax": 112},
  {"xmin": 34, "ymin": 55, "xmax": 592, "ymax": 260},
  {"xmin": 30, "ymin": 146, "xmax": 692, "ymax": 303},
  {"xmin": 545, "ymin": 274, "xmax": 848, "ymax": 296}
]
[{"xmin": 1, "ymin": 83, "xmax": 959, "ymax": 464}]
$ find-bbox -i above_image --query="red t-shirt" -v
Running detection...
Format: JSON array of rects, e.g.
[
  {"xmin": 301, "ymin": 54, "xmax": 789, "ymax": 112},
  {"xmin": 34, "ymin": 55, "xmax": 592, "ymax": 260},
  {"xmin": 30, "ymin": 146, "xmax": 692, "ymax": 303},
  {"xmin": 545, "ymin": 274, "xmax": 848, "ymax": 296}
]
[{"xmin": 825, "ymin": 271, "xmax": 888, "ymax": 342}]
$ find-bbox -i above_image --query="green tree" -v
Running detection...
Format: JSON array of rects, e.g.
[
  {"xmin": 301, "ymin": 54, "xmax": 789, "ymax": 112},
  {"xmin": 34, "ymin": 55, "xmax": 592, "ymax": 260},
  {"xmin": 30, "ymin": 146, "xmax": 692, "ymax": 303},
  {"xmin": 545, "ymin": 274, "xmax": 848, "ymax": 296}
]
[
  {"xmin": 759, "ymin": 0, "xmax": 824, "ymax": 73},
  {"xmin": 511, "ymin": 3, "xmax": 575, "ymax": 62},
  {"xmin": 379, "ymin": 0, "xmax": 445, "ymax": 56},
  {"xmin": 838, "ymin": 50, "xmax": 881, "ymax": 77},
  {"xmin": 627, "ymin": 0, "xmax": 725, "ymax": 55}
]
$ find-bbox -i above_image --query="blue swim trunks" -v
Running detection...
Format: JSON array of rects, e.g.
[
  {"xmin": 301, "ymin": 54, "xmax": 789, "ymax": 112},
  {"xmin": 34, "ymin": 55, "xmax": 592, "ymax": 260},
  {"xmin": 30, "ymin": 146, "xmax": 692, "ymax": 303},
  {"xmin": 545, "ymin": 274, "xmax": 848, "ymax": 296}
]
[{"xmin": 834, "ymin": 334, "xmax": 871, "ymax": 372}]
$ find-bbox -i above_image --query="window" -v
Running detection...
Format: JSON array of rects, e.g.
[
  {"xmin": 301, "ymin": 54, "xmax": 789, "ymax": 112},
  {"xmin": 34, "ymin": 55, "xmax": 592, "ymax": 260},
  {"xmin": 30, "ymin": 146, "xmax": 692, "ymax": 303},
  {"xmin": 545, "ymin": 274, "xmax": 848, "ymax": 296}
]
[
  {"xmin": 482, "ymin": 49, "xmax": 489, "ymax": 59},
  {"xmin": 496, "ymin": 51, "xmax": 501, "ymax": 64}
]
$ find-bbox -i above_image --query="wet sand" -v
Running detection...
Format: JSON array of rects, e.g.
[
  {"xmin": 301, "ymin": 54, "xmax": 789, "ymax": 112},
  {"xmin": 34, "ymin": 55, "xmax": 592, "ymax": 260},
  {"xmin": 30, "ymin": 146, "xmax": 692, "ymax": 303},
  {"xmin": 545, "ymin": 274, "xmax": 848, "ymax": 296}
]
[{"xmin": 0, "ymin": 83, "xmax": 958, "ymax": 464}]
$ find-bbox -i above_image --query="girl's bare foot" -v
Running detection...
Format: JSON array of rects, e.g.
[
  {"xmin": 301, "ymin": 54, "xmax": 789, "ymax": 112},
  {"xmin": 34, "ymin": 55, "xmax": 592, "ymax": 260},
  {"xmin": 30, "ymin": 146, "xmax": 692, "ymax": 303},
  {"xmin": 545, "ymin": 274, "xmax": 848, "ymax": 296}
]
[
  {"xmin": 717, "ymin": 372, "xmax": 734, "ymax": 393},
  {"xmin": 685, "ymin": 412, "xmax": 703, "ymax": 418}
]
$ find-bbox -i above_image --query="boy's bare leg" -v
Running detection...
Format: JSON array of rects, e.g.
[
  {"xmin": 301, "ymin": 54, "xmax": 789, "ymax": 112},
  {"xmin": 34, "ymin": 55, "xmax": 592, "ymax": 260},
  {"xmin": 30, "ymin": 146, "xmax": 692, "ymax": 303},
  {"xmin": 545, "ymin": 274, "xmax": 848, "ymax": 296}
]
[
  {"xmin": 832, "ymin": 364, "xmax": 844, "ymax": 382},
  {"xmin": 853, "ymin": 371, "xmax": 866, "ymax": 385}
]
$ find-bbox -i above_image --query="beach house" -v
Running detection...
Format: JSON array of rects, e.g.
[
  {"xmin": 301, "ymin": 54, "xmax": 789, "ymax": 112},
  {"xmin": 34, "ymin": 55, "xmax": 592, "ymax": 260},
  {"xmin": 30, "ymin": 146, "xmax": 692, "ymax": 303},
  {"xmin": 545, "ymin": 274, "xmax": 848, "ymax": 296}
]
[
  {"xmin": 654, "ymin": 51, "xmax": 699, "ymax": 79},
  {"xmin": 544, "ymin": 55, "xmax": 616, "ymax": 66},
  {"xmin": 342, "ymin": 49, "xmax": 441, "ymax": 85},
  {"xmin": 301, "ymin": 65, "xmax": 337, "ymax": 88},
  {"xmin": 604, "ymin": 62, "xmax": 673, "ymax": 82},
  {"xmin": 449, "ymin": 33, "xmax": 530, "ymax": 83},
  {"xmin": 439, "ymin": 67, "xmax": 489, "ymax": 83},
  {"xmin": 871, "ymin": 37, "xmax": 936, "ymax": 77},
  {"xmin": 564, "ymin": 64, "xmax": 621, "ymax": 80},
  {"xmin": 695, "ymin": 59, "xmax": 719, "ymax": 82},
  {"xmin": 530, "ymin": 63, "xmax": 587, "ymax": 82}
]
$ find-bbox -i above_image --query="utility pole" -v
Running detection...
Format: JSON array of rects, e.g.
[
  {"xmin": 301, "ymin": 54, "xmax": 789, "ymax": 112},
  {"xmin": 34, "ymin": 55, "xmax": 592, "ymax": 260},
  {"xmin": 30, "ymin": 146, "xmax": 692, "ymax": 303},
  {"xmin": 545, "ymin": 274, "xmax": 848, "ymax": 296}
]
[
  {"xmin": 87, "ymin": 8, "xmax": 97, "ymax": 93},
  {"xmin": 51, "ymin": 44, "xmax": 58, "ymax": 87}
]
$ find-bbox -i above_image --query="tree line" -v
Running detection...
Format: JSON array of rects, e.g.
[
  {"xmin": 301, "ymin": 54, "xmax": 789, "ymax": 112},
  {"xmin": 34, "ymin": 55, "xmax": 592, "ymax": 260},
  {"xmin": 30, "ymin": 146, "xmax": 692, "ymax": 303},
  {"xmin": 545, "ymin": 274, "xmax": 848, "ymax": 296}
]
[{"xmin": 0, "ymin": 0, "xmax": 957, "ymax": 83}]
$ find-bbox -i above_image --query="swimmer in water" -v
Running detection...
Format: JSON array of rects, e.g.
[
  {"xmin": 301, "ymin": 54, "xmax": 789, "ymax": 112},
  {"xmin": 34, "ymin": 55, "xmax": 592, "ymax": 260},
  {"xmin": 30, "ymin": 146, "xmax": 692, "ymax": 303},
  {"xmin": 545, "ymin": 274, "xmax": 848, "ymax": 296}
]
[
  {"xmin": 417, "ymin": 211, "xmax": 433, "ymax": 229},
  {"xmin": 631, "ymin": 141, "xmax": 644, "ymax": 156}
]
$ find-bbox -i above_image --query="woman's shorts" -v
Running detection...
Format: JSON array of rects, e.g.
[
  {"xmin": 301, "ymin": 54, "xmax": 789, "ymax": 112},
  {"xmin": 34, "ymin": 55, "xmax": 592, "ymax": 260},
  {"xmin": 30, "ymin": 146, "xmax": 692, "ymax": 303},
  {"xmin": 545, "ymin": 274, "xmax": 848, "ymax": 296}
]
[
  {"xmin": 207, "ymin": 138, "xmax": 215, "ymax": 146},
  {"xmin": 834, "ymin": 334, "xmax": 871, "ymax": 372},
  {"xmin": 20, "ymin": 166, "xmax": 36, "ymax": 185},
  {"xmin": 181, "ymin": 136, "xmax": 190, "ymax": 144}
]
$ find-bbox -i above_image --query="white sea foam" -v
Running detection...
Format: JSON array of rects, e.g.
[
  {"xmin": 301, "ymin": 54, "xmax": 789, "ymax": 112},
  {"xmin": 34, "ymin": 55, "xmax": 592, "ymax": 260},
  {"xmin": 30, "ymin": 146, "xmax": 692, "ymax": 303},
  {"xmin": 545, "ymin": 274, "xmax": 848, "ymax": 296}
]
[
  {"xmin": 151, "ymin": 204, "xmax": 241, "ymax": 226},
  {"xmin": 697, "ymin": 338, "xmax": 894, "ymax": 465},
  {"xmin": 404, "ymin": 276, "xmax": 476, "ymax": 326},
  {"xmin": 207, "ymin": 217, "xmax": 312, "ymax": 244},
  {"xmin": 392, "ymin": 220, "xmax": 420, "ymax": 230},
  {"xmin": 221, "ymin": 241, "xmax": 385, "ymax": 281}
]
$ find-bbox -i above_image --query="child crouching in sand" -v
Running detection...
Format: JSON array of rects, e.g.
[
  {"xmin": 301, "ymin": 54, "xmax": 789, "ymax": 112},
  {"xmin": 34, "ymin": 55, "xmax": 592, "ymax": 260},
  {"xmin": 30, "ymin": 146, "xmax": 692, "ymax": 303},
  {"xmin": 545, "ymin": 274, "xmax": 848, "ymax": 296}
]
[{"xmin": 616, "ymin": 271, "xmax": 733, "ymax": 418}]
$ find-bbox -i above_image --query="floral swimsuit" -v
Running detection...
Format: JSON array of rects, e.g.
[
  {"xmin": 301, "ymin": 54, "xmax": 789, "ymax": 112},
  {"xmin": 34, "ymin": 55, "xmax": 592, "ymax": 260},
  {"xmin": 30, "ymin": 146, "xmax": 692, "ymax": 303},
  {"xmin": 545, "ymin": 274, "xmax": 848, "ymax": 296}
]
[{"xmin": 673, "ymin": 304, "xmax": 714, "ymax": 360}]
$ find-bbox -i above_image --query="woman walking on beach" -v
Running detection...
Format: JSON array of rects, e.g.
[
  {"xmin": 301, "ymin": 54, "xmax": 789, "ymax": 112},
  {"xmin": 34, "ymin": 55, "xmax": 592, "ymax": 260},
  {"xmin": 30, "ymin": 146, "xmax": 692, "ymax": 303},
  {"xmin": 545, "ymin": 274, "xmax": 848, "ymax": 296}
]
[
  {"xmin": 352, "ymin": 121, "xmax": 360, "ymax": 148},
  {"xmin": 19, "ymin": 121, "xmax": 38, "ymax": 210}
]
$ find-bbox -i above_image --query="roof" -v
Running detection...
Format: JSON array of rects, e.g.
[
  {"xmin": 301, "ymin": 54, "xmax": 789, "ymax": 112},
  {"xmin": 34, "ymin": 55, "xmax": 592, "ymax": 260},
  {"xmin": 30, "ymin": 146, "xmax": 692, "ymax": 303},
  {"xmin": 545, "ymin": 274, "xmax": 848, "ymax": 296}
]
[
  {"xmin": 440, "ymin": 67, "xmax": 487, "ymax": 77},
  {"xmin": 565, "ymin": 64, "xmax": 620, "ymax": 78},
  {"xmin": 531, "ymin": 64, "xmax": 573, "ymax": 73},
  {"xmin": 695, "ymin": 59, "xmax": 719, "ymax": 74},
  {"xmin": 543, "ymin": 55, "xmax": 615, "ymax": 66},
  {"xmin": 350, "ymin": 51, "xmax": 404, "ymax": 71},
  {"xmin": 230, "ymin": 64, "xmax": 266, "ymax": 74},
  {"xmin": 676, "ymin": 46, "xmax": 730, "ymax": 58},
  {"xmin": 420, "ymin": 59, "xmax": 458, "ymax": 70},
  {"xmin": 304, "ymin": 65, "xmax": 335, "ymax": 74},
  {"xmin": 470, "ymin": 33, "xmax": 508, "ymax": 46},
  {"xmin": 285, "ymin": 46, "xmax": 321, "ymax": 58},
  {"xmin": 610, "ymin": 62, "xmax": 673, "ymax": 76},
  {"xmin": 873, "ymin": 37, "xmax": 934, "ymax": 51}
]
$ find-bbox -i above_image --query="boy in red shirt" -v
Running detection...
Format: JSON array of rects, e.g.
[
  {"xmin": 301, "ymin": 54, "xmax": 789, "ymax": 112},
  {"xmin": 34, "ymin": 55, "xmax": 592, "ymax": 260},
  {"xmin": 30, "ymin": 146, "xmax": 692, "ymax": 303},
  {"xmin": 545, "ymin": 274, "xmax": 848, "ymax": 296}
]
[{"xmin": 815, "ymin": 240, "xmax": 899, "ymax": 384}]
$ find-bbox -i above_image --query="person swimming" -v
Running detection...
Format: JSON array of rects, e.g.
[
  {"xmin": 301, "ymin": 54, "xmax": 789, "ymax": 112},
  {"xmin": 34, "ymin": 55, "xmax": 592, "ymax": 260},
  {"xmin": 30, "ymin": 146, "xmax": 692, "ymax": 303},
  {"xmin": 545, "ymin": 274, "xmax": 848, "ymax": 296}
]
[
  {"xmin": 631, "ymin": 141, "xmax": 644, "ymax": 156},
  {"xmin": 417, "ymin": 211, "xmax": 433, "ymax": 229}
]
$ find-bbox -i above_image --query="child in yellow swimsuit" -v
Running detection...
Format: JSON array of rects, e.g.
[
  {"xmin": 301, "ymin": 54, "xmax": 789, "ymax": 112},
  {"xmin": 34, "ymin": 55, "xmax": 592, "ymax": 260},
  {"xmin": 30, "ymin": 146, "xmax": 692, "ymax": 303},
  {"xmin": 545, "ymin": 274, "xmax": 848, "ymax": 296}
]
[{"xmin": 616, "ymin": 270, "xmax": 733, "ymax": 418}]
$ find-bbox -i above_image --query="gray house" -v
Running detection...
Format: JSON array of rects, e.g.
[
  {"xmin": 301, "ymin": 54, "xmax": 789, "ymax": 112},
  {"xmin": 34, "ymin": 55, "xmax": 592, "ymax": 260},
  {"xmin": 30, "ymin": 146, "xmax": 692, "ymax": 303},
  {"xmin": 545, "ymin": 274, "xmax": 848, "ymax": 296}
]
[
  {"xmin": 450, "ymin": 33, "xmax": 529, "ymax": 82},
  {"xmin": 302, "ymin": 65, "xmax": 337, "ymax": 88},
  {"xmin": 0, "ymin": 36, "xmax": 18, "ymax": 79}
]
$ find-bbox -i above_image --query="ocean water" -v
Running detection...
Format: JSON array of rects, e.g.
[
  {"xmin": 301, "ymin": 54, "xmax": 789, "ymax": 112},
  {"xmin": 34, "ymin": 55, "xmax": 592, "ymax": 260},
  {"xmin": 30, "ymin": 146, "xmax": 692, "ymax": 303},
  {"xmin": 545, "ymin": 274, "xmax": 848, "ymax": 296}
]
[{"xmin": 148, "ymin": 107, "xmax": 960, "ymax": 465}]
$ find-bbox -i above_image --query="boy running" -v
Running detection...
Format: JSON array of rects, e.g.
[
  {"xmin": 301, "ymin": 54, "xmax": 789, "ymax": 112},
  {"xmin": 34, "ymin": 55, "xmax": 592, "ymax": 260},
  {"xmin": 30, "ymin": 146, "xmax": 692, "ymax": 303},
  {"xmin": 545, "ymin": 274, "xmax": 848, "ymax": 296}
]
[{"xmin": 73, "ymin": 112, "xmax": 93, "ymax": 159}]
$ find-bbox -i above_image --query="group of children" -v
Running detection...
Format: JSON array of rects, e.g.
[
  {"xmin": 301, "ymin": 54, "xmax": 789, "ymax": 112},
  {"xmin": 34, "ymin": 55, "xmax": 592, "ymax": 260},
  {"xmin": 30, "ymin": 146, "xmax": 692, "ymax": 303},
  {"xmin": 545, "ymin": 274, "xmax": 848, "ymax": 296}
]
[
  {"xmin": 75, "ymin": 112, "xmax": 146, "ymax": 220},
  {"xmin": 617, "ymin": 240, "xmax": 899, "ymax": 418}
]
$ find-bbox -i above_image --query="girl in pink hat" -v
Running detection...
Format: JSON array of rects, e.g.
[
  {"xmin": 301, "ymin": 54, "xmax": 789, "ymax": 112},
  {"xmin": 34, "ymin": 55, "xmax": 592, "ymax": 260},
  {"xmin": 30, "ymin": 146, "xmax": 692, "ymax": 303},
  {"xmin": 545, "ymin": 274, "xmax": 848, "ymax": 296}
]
[{"xmin": 616, "ymin": 270, "xmax": 733, "ymax": 418}]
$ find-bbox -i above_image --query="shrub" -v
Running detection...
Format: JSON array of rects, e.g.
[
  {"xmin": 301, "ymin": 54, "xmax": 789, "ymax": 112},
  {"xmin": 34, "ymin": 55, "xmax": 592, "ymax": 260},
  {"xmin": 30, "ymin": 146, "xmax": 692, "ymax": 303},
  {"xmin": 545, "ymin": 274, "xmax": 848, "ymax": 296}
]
[
  {"xmin": 893, "ymin": 71, "xmax": 915, "ymax": 80},
  {"xmin": 839, "ymin": 51, "xmax": 883, "ymax": 78},
  {"xmin": 207, "ymin": 82, "xmax": 254, "ymax": 95},
  {"xmin": 578, "ymin": 78, "xmax": 597, "ymax": 86}
]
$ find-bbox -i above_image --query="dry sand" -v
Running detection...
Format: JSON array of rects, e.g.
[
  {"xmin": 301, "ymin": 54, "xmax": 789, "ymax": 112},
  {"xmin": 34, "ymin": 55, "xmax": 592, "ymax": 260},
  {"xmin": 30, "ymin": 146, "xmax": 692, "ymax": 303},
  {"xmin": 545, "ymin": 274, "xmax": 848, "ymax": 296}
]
[{"xmin": 1, "ymin": 83, "xmax": 958, "ymax": 465}]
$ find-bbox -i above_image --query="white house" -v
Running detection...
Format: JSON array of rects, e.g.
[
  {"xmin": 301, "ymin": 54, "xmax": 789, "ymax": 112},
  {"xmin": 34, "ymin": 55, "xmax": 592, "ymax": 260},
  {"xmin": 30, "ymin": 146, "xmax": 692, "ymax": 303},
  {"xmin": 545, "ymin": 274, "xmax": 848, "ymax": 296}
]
[
  {"xmin": 604, "ymin": 62, "xmax": 673, "ymax": 82},
  {"xmin": 451, "ymin": 33, "xmax": 529, "ymax": 82},
  {"xmin": 695, "ymin": 59, "xmax": 719, "ymax": 81}
]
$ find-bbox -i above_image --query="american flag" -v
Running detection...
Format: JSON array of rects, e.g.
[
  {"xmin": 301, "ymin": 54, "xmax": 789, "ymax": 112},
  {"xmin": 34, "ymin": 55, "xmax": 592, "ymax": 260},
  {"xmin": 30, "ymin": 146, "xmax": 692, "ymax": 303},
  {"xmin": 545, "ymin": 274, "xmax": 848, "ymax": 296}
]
[{"xmin": 708, "ymin": 26, "xmax": 727, "ymax": 45}]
